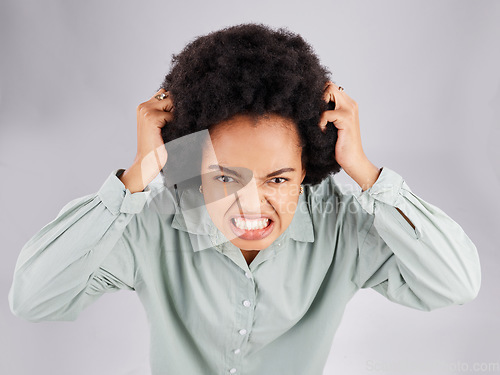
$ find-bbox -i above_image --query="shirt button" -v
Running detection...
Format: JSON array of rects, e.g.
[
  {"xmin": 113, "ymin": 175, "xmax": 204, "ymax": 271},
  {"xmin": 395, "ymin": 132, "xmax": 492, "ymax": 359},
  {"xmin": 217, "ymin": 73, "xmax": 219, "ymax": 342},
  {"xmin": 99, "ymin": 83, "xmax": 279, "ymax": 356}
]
[
  {"xmin": 233, "ymin": 348, "xmax": 241, "ymax": 354},
  {"xmin": 239, "ymin": 328, "xmax": 247, "ymax": 335},
  {"xmin": 245, "ymin": 271, "xmax": 252, "ymax": 278},
  {"xmin": 229, "ymin": 369, "xmax": 237, "ymax": 374},
  {"xmin": 242, "ymin": 300, "xmax": 251, "ymax": 307}
]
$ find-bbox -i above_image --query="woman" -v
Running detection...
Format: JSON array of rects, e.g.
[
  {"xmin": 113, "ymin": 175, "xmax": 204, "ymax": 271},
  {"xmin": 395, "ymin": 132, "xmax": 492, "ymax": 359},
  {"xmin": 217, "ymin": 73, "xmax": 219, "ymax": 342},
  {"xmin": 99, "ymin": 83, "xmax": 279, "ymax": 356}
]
[{"xmin": 8, "ymin": 23, "xmax": 481, "ymax": 375}]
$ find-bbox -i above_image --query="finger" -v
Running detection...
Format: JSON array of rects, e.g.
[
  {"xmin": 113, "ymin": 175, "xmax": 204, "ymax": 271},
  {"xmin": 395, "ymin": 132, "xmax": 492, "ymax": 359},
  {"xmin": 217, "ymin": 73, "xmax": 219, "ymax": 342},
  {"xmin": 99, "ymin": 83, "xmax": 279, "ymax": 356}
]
[
  {"xmin": 323, "ymin": 81, "xmax": 350, "ymax": 110},
  {"xmin": 149, "ymin": 89, "xmax": 175, "ymax": 112},
  {"xmin": 323, "ymin": 81, "xmax": 344, "ymax": 111},
  {"xmin": 151, "ymin": 88, "xmax": 167, "ymax": 101},
  {"xmin": 326, "ymin": 81, "xmax": 355, "ymax": 104},
  {"xmin": 323, "ymin": 80, "xmax": 339, "ymax": 91},
  {"xmin": 140, "ymin": 108, "xmax": 175, "ymax": 129},
  {"xmin": 318, "ymin": 109, "xmax": 346, "ymax": 133},
  {"xmin": 326, "ymin": 81, "xmax": 346, "ymax": 93},
  {"xmin": 323, "ymin": 84, "xmax": 338, "ymax": 107}
]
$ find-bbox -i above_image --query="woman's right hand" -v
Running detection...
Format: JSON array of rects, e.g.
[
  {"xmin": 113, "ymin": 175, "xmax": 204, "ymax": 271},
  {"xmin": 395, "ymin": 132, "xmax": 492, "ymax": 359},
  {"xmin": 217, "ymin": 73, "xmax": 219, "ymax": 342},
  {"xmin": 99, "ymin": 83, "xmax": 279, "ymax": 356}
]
[{"xmin": 119, "ymin": 88, "xmax": 174, "ymax": 193}]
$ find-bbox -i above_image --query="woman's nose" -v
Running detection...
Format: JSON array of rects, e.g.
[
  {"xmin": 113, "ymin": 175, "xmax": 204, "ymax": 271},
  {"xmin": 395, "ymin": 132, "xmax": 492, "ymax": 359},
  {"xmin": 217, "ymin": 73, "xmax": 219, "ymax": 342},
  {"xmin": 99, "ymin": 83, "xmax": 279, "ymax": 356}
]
[{"xmin": 235, "ymin": 178, "xmax": 265, "ymax": 213}]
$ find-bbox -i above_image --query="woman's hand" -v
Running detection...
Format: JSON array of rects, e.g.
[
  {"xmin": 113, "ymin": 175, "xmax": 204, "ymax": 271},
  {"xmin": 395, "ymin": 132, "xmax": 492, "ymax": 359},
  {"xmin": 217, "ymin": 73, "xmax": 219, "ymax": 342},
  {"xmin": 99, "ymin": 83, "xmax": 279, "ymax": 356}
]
[
  {"xmin": 135, "ymin": 88, "xmax": 174, "ymax": 169},
  {"xmin": 119, "ymin": 88, "xmax": 174, "ymax": 193},
  {"xmin": 318, "ymin": 81, "xmax": 381, "ymax": 191}
]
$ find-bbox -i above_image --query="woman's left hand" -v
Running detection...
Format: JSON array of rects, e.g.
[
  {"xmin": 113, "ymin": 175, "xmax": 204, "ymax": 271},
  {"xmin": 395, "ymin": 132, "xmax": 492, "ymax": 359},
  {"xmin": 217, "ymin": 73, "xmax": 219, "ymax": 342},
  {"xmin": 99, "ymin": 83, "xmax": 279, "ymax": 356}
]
[{"xmin": 318, "ymin": 81, "xmax": 381, "ymax": 191}]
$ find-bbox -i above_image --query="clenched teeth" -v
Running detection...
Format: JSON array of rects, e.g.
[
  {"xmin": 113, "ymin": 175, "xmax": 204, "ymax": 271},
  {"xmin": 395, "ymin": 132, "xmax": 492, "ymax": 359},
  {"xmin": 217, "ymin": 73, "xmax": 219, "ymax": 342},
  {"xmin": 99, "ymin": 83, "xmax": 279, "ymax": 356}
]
[{"xmin": 233, "ymin": 218, "xmax": 270, "ymax": 230}]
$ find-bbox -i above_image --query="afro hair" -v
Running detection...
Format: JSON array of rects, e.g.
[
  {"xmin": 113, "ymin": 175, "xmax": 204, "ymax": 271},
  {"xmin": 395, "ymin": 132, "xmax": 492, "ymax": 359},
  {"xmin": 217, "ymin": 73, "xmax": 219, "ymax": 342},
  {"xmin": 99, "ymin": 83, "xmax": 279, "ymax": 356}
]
[{"xmin": 158, "ymin": 22, "xmax": 341, "ymax": 187}]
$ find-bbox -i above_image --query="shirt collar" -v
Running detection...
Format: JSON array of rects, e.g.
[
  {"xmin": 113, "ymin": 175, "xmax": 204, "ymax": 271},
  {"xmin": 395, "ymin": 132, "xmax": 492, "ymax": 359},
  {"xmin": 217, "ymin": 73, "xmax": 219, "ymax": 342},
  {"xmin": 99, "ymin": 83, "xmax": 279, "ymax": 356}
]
[{"xmin": 170, "ymin": 184, "xmax": 315, "ymax": 249}]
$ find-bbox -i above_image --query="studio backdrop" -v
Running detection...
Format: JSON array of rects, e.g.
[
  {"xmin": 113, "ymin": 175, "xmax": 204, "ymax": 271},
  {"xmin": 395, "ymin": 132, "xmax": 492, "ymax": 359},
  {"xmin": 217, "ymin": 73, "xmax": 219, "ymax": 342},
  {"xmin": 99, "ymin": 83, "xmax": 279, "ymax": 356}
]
[{"xmin": 1, "ymin": 1, "xmax": 499, "ymax": 374}]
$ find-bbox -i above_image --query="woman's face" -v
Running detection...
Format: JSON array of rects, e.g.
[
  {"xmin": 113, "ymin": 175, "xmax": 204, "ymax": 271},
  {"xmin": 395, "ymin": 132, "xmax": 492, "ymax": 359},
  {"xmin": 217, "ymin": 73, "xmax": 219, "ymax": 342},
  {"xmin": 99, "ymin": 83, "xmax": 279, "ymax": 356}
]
[{"xmin": 200, "ymin": 113, "xmax": 306, "ymax": 251}]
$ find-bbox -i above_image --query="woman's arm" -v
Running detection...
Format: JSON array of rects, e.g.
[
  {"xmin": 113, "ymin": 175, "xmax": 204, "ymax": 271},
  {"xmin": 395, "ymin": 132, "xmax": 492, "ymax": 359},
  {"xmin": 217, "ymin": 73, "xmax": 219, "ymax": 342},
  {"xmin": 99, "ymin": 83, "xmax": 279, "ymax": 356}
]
[
  {"xmin": 8, "ymin": 169, "xmax": 152, "ymax": 322},
  {"xmin": 318, "ymin": 82, "xmax": 480, "ymax": 309},
  {"xmin": 345, "ymin": 157, "xmax": 417, "ymax": 230},
  {"xmin": 351, "ymin": 166, "xmax": 481, "ymax": 311}
]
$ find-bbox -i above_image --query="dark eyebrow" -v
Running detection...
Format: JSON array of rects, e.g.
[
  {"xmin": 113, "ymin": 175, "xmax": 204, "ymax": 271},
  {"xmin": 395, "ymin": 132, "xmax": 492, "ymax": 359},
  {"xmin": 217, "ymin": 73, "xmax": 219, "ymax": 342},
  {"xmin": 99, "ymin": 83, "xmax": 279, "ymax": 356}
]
[
  {"xmin": 208, "ymin": 165, "xmax": 243, "ymax": 178},
  {"xmin": 208, "ymin": 165, "xmax": 296, "ymax": 179},
  {"xmin": 264, "ymin": 167, "xmax": 296, "ymax": 178}
]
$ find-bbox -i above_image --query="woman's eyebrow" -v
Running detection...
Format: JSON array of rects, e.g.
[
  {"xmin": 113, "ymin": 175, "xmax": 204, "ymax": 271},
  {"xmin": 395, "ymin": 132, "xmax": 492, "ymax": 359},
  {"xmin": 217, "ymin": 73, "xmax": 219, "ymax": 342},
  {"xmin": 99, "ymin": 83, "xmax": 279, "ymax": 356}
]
[
  {"xmin": 264, "ymin": 168, "xmax": 295, "ymax": 178},
  {"xmin": 208, "ymin": 165, "xmax": 295, "ymax": 178},
  {"xmin": 208, "ymin": 165, "xmax": 243, "ymax": 178}
]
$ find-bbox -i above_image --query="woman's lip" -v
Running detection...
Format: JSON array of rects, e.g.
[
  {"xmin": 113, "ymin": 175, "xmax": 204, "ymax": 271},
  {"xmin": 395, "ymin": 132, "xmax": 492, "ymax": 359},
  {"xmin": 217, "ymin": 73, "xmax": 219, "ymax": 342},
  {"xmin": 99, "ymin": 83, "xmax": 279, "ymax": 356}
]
[
  {"xmin": 230, "ymin": 214, "xmax": 273, "ymax": 220},
  {"xmin": 228, "ymin": 216, "xmax": 275, "ymax": 240}
]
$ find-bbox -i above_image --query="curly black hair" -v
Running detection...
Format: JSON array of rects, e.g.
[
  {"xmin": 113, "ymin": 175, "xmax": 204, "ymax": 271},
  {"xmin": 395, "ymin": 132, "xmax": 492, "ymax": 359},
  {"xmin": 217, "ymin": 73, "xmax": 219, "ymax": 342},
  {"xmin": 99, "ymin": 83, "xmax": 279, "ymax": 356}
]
[{"xmin": 158, "ymin": 22, "xmax": 341, "ymax": 187}]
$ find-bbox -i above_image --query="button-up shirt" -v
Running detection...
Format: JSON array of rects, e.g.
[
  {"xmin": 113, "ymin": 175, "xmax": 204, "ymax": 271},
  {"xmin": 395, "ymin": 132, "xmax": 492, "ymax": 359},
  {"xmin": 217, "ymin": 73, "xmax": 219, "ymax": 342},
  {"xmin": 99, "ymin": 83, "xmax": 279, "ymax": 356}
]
[{"xmin": 8, "ymin": 166, "xmax": 481, "ymax": 375}]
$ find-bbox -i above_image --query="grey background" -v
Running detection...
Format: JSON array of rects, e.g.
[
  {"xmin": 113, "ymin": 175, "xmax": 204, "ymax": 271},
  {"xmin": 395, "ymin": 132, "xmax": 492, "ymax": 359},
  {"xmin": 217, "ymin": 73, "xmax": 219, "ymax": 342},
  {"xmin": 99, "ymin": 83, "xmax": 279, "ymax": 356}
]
[{"xmin": 1, "ymin": 0, "xmax": 499, "ymax": 374}]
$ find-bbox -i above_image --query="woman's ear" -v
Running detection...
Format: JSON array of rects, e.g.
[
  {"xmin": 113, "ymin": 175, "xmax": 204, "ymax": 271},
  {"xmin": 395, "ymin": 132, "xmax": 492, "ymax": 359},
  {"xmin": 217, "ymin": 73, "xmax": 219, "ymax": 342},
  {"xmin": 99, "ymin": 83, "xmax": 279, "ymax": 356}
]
[{"xmin": 300, "ymin": 168, "xmax": 306, "ymax": 184}]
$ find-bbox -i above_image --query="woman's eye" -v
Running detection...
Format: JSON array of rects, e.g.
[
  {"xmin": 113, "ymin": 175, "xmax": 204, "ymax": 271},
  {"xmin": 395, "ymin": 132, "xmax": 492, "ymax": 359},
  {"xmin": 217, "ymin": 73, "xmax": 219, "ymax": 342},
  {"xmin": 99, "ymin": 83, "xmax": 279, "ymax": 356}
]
[
  {"xmin": 270, "ymin": 177, "xmax": 289, "ymax": 184},
  {"xmin": 215, "ymin": 175, "xmax": 235, "ymax": 183}
]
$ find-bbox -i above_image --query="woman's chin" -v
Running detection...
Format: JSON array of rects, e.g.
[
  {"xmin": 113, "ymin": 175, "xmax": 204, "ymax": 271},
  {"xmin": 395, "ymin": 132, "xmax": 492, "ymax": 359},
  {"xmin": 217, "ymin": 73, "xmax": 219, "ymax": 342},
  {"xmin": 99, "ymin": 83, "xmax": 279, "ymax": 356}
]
[{"xmin": 230, "ymin": 239, "xmax": 269, "ymax": 251}]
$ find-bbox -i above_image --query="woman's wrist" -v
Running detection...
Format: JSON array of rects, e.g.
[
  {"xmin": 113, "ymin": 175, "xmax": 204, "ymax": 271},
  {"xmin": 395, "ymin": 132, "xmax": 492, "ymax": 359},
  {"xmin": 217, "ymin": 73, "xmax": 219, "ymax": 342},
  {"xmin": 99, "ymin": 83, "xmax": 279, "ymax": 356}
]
[
  {"xmin": 343, "ymin": 157, "xmax": 381, "ymax": 192},
  {"xmin": 118, "ymin": 163, "xmax": 151, "ymax": 194}
]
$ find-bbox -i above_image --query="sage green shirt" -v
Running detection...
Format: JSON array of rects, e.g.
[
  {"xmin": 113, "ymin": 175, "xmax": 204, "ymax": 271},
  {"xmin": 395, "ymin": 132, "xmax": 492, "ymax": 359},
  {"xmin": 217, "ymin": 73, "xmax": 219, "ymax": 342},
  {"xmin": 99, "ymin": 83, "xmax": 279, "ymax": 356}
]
[{"xmin": 8, "ymin": 166, "xmax": 481, "ymax": 375}]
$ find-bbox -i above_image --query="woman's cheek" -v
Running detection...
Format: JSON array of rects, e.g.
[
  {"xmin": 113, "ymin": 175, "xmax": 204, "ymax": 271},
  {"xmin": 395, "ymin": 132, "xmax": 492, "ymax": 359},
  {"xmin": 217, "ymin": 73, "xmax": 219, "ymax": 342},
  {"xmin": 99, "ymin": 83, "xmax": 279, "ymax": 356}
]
[
  {"xmin": 205, "ymin": 200, "xmax": 230, "ymax": 227},
  {"xmin": 273, "ymin": 197, "xmax": 294, "ymax": 223}
]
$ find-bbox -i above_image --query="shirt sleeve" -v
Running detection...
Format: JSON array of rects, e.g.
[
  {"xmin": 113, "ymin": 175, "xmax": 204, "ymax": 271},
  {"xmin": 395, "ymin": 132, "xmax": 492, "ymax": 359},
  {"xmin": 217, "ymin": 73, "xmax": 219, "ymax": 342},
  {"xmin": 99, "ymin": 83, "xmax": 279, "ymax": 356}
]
[
  {"xmin": 351, "ymin": 166, "xmax": 481, "ymax": 311},
  {"xmin": 7, "ymin": 168, "xmax": 152, "ymax": 322}
]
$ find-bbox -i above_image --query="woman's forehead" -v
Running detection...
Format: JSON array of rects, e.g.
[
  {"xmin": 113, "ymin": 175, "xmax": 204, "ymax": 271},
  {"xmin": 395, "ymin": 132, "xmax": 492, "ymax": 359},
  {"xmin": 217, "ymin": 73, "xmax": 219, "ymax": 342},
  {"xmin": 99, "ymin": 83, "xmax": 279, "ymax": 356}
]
[
  {"xmin": 209, "ymin": 113, "xmax": 299, "ymax": 138},
  {"xmin": 206, "ymin": 123, "xmax": 300, "ymax": 153},
  {"xmin": 200, "ymin": 114, "xmax": 303, "ymax": 169},
  {"xmin": 201, "ymin": 136, "xmax": 301, "ymax": 165}
]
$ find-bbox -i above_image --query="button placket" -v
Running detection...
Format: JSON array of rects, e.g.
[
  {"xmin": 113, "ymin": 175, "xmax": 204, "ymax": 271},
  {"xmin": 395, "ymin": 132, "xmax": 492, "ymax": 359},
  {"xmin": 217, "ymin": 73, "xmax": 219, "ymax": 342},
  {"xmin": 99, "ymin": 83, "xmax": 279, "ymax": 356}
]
[{"xmin": 228, "ymin": 268, "xmax": 255, "ymax": 373}]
